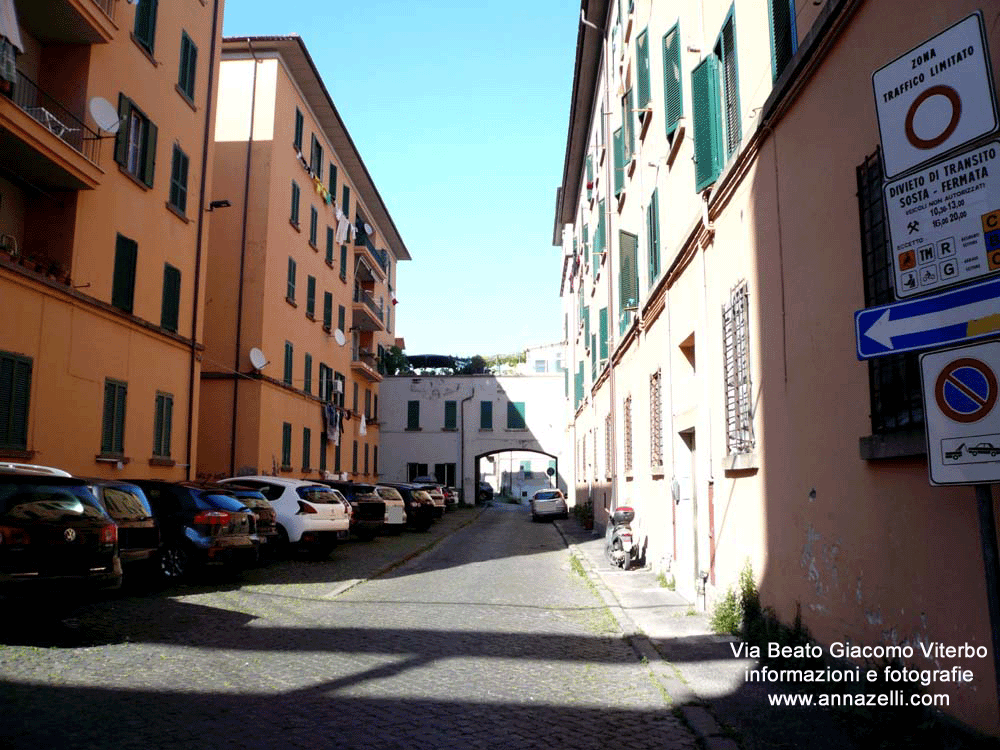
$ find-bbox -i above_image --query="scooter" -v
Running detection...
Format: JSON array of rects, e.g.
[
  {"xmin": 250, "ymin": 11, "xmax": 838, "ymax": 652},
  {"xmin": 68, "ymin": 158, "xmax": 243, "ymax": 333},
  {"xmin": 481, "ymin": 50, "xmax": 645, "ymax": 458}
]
[{"xmin": 605, "ymin": 506, "xmax": 638, "ymax": 570}]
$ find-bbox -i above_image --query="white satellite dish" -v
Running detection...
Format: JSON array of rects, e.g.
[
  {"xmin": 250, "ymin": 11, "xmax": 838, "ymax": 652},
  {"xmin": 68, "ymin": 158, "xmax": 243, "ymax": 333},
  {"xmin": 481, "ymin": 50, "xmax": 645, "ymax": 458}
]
[
  {"xmin": 363, "ymin": 223, "xmax": 374, "ymax": 236},
  {"xmin": 333, "ymin": 329, "xmax": 346, "ymax": 347},
  {"xmin": 248, "ymin": 347, "xmax": 268, "ymax": 370},
  {"xmin": 89, "ymin": 97, "xmax": 121, "ymax": 135}
]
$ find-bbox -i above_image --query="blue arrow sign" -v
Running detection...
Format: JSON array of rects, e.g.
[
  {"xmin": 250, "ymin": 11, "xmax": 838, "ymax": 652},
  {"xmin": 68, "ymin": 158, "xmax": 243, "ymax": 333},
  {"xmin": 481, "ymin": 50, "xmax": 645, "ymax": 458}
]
[{"xmin": 855, "ymin": 275, "xmax": 1000, "ymax": 359}]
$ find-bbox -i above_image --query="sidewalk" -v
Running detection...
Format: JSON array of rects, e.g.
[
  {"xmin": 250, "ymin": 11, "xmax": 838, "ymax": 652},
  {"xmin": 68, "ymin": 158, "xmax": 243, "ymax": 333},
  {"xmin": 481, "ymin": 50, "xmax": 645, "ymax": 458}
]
[{"xmin": 554, "ymin": 518, "xmax": 873, "ymax": 750}]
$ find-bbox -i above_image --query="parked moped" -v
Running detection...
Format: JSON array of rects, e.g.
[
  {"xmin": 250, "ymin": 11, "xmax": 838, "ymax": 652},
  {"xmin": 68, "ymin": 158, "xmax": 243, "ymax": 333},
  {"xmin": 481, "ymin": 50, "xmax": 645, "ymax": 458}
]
[{"xmin": 605, "ymin": 506, "xmax": 638, "ymax": 570}]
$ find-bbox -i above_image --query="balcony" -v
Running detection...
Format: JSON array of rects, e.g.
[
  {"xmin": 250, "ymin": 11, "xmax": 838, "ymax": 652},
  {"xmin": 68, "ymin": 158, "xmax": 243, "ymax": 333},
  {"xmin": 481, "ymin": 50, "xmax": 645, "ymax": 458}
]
[
  {"xmin": 14, "ymin": 0, "xmax": 117, "ymax": 45},
  {"xmin": 351, "ymin": 350, "xmax": 383, "ymax": 383},
  {"xmin": 353, "ymin": 229, "xmax": 387, "ymax": 281},
  {"xmin": 352, "ymin": 285, "xmax": 385, "ymax": 332},
  {"xmin": 0, "ymin": 71, "xmax": 103, "ymax": 190}
]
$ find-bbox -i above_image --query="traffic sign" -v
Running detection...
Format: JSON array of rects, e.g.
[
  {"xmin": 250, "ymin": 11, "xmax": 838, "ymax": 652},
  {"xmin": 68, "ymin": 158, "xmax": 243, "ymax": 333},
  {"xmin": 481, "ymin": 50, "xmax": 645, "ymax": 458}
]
[
  {"xmin": 873, "ymin": 12, "xmax": 998, "ymax": 179},
  {"xmin": 884, "ymin": 141, "xmax": 1000, "ymax": 298},
  {"xmin": 854, "ymin": 274, "xmax": 1000, "ymax": 359},
  {"xmin": 921, "ymin": 341, "xmax": 1000, "ymax": 485}
]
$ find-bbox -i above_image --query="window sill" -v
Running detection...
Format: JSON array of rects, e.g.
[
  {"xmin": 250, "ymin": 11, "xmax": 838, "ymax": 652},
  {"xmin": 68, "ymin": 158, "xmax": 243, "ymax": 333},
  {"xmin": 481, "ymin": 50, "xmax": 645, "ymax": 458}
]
[
  {"xmin": 165, "ymin": 201, "xmax": 190, "ymax": 223},
  {"xmin": 149, "ymin": 457, "xmax": 175, "ymax": 467},
  {"xmin": 289, "ymin": 220, "xmax": 301, "ymax": 233},
  {"xmin": 723, "ymin": 451, "xmax": 759, "ymax": 473},
  {"xmin": 309, "ymin": 242, "xmax": 319, "ymax": 252},
  {"xmin": 480, "ymin": 428, "xmax": 493, "ymax": 432},
  {"xmin": 638, "ymin": 108, "xmax": 653, "ymax": 140},
  {"xmin": 130, "ymin": 33, "xmax": 159, "ymax": 67},
  {"xmin": 651, "ymin": 465, "xmax": 665, "ymax": 478},
  {"xmin": 175, "ymin": 84, "xmax": 197, "ymax": 112},
  {"xmin": 0, "ymin": 448, "xmax": 34, "ymax": 460},
  {"xmin": 286, "ymin": 296, "xmax": 297, "ymax": 308},
  {"xmin": 306, "ymin": 312, "xmax": 315, "ymax": 321},
  {"xmin": 859, "ymin": 428, "xmax": 927, "ymax": 461},
  {"xmin": 326, "ymin": 260, "xmax": 335, "ymax": 269},
  {"xmin": 279, "ymin": 464, "xmax": 293, "ymax": 473},
  {"xmin": 625, "ymin": 471, "xmax": 634, "ymax": 481},
  {"xmin": 118, "ymin": 164, "xmax": 151, "ymax": 191},
  {"xmin": 442, "ymin": 427, "xmax": 458, "ymax": 432},
  {"xmin": 405, "ymin": 428, "xmax": 422, "ymax": 432},
  {"xmin": 666, "ymin": 122, "xmax": 685, "ymax": 168},
  {"xmin": 95, "ymin": 455, "xmax": 131, "ymax": 465},
  {"xmin": 339, "ymin": 274, "xmax": 347, "ymax": 283}
]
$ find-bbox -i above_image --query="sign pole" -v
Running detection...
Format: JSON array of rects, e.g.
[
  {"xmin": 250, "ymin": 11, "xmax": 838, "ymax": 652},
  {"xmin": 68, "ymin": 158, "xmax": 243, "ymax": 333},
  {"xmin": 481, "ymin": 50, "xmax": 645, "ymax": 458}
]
[{"xmin": 975, "ymin": 482, "xmax": 1000, "ymax": 716}]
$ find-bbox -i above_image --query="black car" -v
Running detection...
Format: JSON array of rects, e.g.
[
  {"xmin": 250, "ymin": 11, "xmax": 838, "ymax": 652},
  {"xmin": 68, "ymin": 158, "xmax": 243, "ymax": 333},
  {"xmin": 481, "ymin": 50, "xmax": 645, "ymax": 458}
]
[
  {"xmin": 128, "ymin": 480, "xmax": 256, "ymax": 581},
  {"xmin": 209, "ymin": 483, "xmax": 278, "ymax": 558},
  {"xmin": 0, "ymin": 468, "xmax": 122, "ymax": 595},
  {"xmin": 478, "ymin": 481, "xmax": 494, "ymax": 502},
  {"xmin": 379, "ymin": 482, "xmax": 435, "ymax": 531},
  {"xmin": 85, "ymin": 478, "xmax": 159, "ymax": 580},
  {"xmin": 315, "ymin": 480, "xmax": 385, "ymax": 540}
]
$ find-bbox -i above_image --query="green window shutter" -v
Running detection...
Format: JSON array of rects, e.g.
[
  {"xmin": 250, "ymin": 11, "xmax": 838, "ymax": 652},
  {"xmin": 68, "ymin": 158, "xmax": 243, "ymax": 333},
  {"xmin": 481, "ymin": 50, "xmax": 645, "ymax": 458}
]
[
  {"xmin": 596, "ymin": 200, "xmax": 606, "ymax": 257},
  {"xmin": 718, "ymin": 10, "xmax": 741, "ymax": 158},
  {"xmin": 291, "ymin": 181, "xmax": 300, "ymax": 224},
  {"xmin": 329, "ymin": 163, "xmax": 337, "ymax": 197},
  {"xmin": 0, "ymin": 352, "xmax": 31, "ymax": 450},
  {"xmin": 480, "ymin": 400, "xmax": 493, "ymax": 429},
  {"xmin": 160, "ymin": 263, "xmax": 181, "ymax": 332},
  {"xmin": 613, "ymin": 127, "xmax": 624, "ymax": 196},
  {"xmin": 444, "ymin": 401, "xmax": 457, "ymax": 429},
  {"xmin": 178, "ymin": 32, "xmax": 197, "ymax": 99},
  {"xmin": 153, "ymin": 392, "xmax": 172, "ymax": 458},
  {"xmin": 112, "ymin": 234, "xmax": 138, "ymax": 313},
  {"xmin": 692, "ymin": 55, "xmax": 723, "ymax": 192},
  {"xmin": 619, "ymin": 230, "xmax": 639, "ymax": 310},
  {"xmin": 591, "ymin": 334, "xmax": 597, "ymax": 380},
  {"xmin": 282, "ymin": 422, "xmax": 291, "ymax": 467},
  {"xmin": 769, "ymin": 0, "xmax": 795, "ymax": 81},
  {"xmin": 134, "ymin": 0, "xmax": 158, "ymax": 53},
  {"xmin": 564, "ymin": 368, "xmax": 568, "ymax": 399},
  {"xmin": 306, "ymin": 275, "xmax": 316, "ymax": 317},
  {"xmin": 636, "ymin": 29, "xmax": 651, "ymax": 108},
  {"xmin": 326, "ymin": 227, "xmax": 334, "ymax": 264},
  {"xmin": 310, "ymin": 134, "xmax": 323, "ymax": 180},
  {"xmin": 584, "ymin": 305, "xmax": 590, "ymax": 342},
  {"xmin": 302, "ymin": 427, "xmax": 311, "ymax": 470},
  {"xmin": 323, "ymin": 291, "xmax": 332, "ymax": 329},
  {"xmin": 101, "ymin": 379, "xmax": 126, "ymax": 455},
  {"xmin": 319, "ymin": 428, "xmax": 327, "ymax": 471},
  {"xmin": 342, "ymin": 185, "xmax": 350, "ymax": 217},
  {"xmin": 586, "ymin": 155, "xmax": 593, "ymax": 199},
  {"xmin": 339, "ymin": 245, "xmax": 347, "ymax": 280},
  {"xmin": 407, "ymin": 400, "xmax": 420, "ymax": 430},
  {"xmin": 283, "ymin": 341, "xmax": 293, "ymax": 386},
  {"xmin": 286, "ymin": 257, "xmax": 296, "ymax": 301},
  {"xmin": 599, "ymin": 307, "xmax": 609, "ymax": 360},
  {"xmin": 310, "ymin": 206, "xmax": 318, "ymax": 246},
  {"xmin": 114, "ymin": 94, "xmax": 132, "ymax": 167},
  {"xmin": 294, "ymin": 108, "xmax": 303, "ymax": 150},
  {"xmin": 337, "ymin": 305, "xmax": 345, "ymax": 332},
  {"xmin": 507, "ymin": 401, "xmax": 526, "ymax": 430},
  {"xmin": 576, "ymin": 362, "xmax": 584, "ymax": 407},
  {"xmin": 663, "ymin": 24, "xmax": 683, "ymax": 135},
  {"xmin": 624, "ymin": 88, "xmax": 635, "ymax": 159},
  {"xmin": 142, "ymin": 119, "xmax": 157, "ymax": 188},
  {"xmin": 169, "ymin": 145, "xmax": 189, "ymax": 214},
  {"xmin": 647, "ymin": 189, "xmax": 660, "ymax": 282},
  {"xmin": 304, "ymin": 353, "xmax": 312, "ymax": 394}
]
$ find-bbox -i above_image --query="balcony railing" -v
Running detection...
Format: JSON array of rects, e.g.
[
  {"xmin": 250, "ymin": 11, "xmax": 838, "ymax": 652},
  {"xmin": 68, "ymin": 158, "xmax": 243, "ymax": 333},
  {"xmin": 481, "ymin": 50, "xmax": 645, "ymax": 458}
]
[
  {"xmin": 354, "ymin": 229, "xmax": 389, "ymax": 274},
  {"xmin": 9, "ymin": 71, "xmax": 99, "ymax": 162},
  {"xmin": 353, "ymin": 286, "xmax": 384, "ymax": 322},
  {"xmin": 92, "ymin": 0, "xmax": 116, "ymax": 20}
]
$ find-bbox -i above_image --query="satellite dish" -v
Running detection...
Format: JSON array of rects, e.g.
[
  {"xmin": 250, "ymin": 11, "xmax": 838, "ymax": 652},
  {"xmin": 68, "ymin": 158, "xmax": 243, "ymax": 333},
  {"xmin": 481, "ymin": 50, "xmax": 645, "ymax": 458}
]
[
  {"xmin": 333, "ymin": 329, "xmax": 346, "ymax": 347},
  {"xmin": 89, "ymin": 97, "xmax": 121, "ymax": 135},
  {"xmin": 363, "ymin": 223, "xmax": 374, "ymax": 236},
  {"xmin": 249, "ymin": 347, "xmax": 268, "ymax": 370}
]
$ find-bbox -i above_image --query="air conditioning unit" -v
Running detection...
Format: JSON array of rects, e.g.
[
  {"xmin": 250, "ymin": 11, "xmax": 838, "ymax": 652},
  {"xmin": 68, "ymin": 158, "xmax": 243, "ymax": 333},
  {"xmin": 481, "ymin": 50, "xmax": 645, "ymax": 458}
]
[{"xmin": 331, "ymin": 380, "xmax": 344, "ymax": 394}]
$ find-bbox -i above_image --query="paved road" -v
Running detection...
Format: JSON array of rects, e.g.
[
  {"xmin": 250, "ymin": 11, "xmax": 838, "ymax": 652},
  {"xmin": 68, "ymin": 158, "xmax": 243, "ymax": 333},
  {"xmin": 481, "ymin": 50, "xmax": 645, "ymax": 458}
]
[{"xmin": 0, "ymin": 504, "xmax": 696, "ymax": 749}]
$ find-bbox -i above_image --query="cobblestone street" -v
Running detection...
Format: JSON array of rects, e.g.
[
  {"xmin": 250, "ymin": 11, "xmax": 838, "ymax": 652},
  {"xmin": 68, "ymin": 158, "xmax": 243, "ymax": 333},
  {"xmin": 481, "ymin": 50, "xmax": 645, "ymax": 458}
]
[{"xmin": 0, "ymin": 504, "xmax": 697, "ymax": 749}]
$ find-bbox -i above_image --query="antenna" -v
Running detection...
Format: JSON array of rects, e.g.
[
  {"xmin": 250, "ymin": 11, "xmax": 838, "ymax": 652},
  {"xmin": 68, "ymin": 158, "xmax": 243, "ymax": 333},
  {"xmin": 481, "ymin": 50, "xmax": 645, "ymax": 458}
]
[
  {"xmin": 89, "ymin": 97, "xmax": 122, "ymax": 135},
  {"xmin": 333, "ymin": 329, "xmax": 346, "ymax": 347},
  {"xmin": 248, "ymin": 347, "xmax": 268, "ymax": 370}
]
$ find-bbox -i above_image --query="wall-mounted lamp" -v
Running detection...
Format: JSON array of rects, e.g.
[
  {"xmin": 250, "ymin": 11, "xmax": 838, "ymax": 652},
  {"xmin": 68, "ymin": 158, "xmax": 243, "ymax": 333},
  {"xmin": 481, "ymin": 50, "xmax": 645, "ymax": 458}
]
[{"xmin": 206, "ymin": 199, "xmax": 232, "ymax": 212}]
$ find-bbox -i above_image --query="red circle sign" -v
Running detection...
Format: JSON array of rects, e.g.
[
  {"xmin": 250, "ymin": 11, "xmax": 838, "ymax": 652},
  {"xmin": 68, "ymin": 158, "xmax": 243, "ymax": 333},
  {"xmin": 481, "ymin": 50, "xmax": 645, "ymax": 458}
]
[
  {"xmin": 905, "ymin": 85, "xmax": 962, "ymax": 150},
  {"xmin": 934, "ymin": 357, "xmax": 998, "ymax": 423}
]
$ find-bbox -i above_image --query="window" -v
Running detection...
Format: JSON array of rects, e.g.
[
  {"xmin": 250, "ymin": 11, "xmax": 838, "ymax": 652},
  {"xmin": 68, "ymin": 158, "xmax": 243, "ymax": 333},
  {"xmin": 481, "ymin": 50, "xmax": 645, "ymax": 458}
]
[
  {"xmin": 365, "ymin": 389, "xmax": 372, "ymax": 419},
  {"xmin": 161, "ymin": 263, "xmax": 181, "ymax": 333},
  {"xmin": 444, "ymin": 400, "xmax": 457, "ymax": 429},
  {"xmin": 521, "ymin": 460, "xmax": 532, "ymax": 479},
  {"xmin": 318, "ymin": 429, "xmax": 327, "ymax": 472},
  {"xmin": 723, "ymin": 282, "xmax": 754, "ymax": 454},
  {"xmin": 647, "ymin": 189, "xmax": 660, "ymax": 282},
  {"xmin": 153, "ymin": 392, "xmax": 172, "ymax": 458},
  {"xmin": 290, "ymin": 181, "xmax": 300, "ymax": 226},
  {"xmin": 407, "ymin": 400, "xmax": 420, "ymax": 430},
  {"xmin": 605, "ymin": 413, "xmax": 612, "ymax": 478},
  {"xmin": 692, "ymin": 54, "xmax": 723, "ymax": 192},
  {"xmin": 0, "ymin": 351, "xmax": 31, "ymax": 450},
  {"xmin": 342, "ymin": 185, "xmax": 351, "ymax": 218},
  {"xmin": 334, "ymin": 439, "xmax": 341, "ymax": 472},
  {"xmin": 352, "ymin": 440, "xmax": 358, "ymax": 474},
  {"xmin": 364, "ymin": 443, "xmax": 369, "ymax": 475},
  {"xmin": 283, "ymin": 341, "xmax": 293, "ymax": 386},
  {"xmin": 663, "ymin": 24, "xmax": 683, "ymax": 136},
  {"xmin": 309, "ymin": 206, "xmax": 318, "ymax": 246},
  {"xmin": 317, "ymin": 363, "xmax": 330, "ymax": 401},
  {"xmin": 334, "ymin": 372, "xmax": 346, "ymax": 408},
  {"xmin": 373, "ymin": 445, "xmax": 378, "ymax": 475},
  {"xmin": 293, "ymin": 108, "xmax": 303, "ymax": 151},
  {"xmin": 352, "ymin": 381, "xmax": 359, "ymax": 412},
  {"xmin": 613, "ymin": 127, "xmax": 625, "ymax": 196},
  {"xmin": 857, "ymin": 149, "xmax": 923, "ymax": 434},
  {"xmin": 323, "ymin": 291, "xmax": 333, "ymax": 331},
  {"xmin": 575, "ymin": 361, "xmax": 584, "ymax": 409},
  {"xmin": 373, "ymin": 394, "xmax": 378, "ymax": 421},
  {"xmin": 112, "ymin": 234, "xmax": 138, "ymax": 314},
  {"xmin": 306, "ymin": 275, "xmax": 316, "ymax": 318},
  {"xmin": 337, "ymin": 305, "xmax": 346, "ymax": 333},
  {"xmin": 281, "ymin": 422, "xmax": 292, "ymax": 468},
  {"xmin": 591, "ymin": 333, "xmax": 597, "ymax": 380},
  {"xmin": 310, "ymin": 134, "xmax": 323, "ymax": 180},
  {"xmin": 480, "ymin": 400, "xmax": 493, "ymax": 429},
  {"xmin": 623, "ymin": 395, "xmax": 633, "ymax": 474},
  {"xmin": 169, "ymin": 145, "xmax": 189, "ymax": 215},
  {"xmin": 302, "ymin": 427, "xmax": 311, "ymax": 471},
  {"xmin": 133, "ymin": 0, "xmax": 158, "ymax": 55},
  {"xmin": 636, "ymin": 29, "xmax": 651, "ymax": 111},
  {"xmin": 716, "ymin": 8, "xmax": 741, "ymax": 159},
  {"xmin": 329, "ymin": 162, "xmax": 337, "ymax": 197},
  {"xmin": 619, "ymin": 230, "xmax": 639, "ymax": 320},
  {"xmin": 326, "ymin": 227, "xmax": 335, "ymax": 265},
  {"xmin": 623, "ymin": 88, "xmax": 635, "ymax": 160},
  {"xmin": 599, "ymin": 307, "xmax": 609, "ymax": 364},
  {"xmin": 115, "ymin": 95, "xmax": 157, "ymax": 188},
  {"xmin": 769, "ymin": 0, "xmax": 797, "ymax": 81},
  {"xmin": 586, "ymin": 155, "xmax": 593, "ymax": 200},
  {"xmin": 304, "ymin": 354, "xmax": 312, "ymax": 394},
  {"xmin": 101, "ymin": 379, "xmax": 127, "ymax": 456},
  {"xmin": 650, "ymin": 370, "xmax": 662, "ymax": 468},
  {"xmin": 286, "ymin": 257, "xmax": 296, "ymax": 302},
  {"xmin": 339, "ymin": 245, "xmax": 347, "ymax": 281},
  {"xmin": 408, "ymin": 463, "xmax": 429, "ymax": 481},
  {"xmin": 534, "ymin": 360, "xmax": 547, "ymax": 373},
  {"xmin": 507, "ymin": 401, "xmax": 526, "ymax": 430},
  {"xmin": 178, "ymin": 32, "xmax": 197, "ymax": 101},
  {"xmin": 595, "ymin": 199, "xmax": 606, "ymax": 262}
]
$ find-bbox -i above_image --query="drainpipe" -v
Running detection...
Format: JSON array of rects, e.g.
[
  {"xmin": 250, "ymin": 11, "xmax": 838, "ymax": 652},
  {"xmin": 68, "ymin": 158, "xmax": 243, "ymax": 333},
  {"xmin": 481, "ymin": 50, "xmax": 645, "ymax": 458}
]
[
  {"xmin": 602, "ymin": 9, "xmax": 617, "ymax": 523},
  {"xmin": 230, "ymin": 39, "xmax": 260, "ymax": 476},
  {"xmin": 186, "ymin": 0, "xmax": 221, "ymax": 481},
  {"xmin": 459, "ymin": 386, "xmax": 475, "ymax": 503}
]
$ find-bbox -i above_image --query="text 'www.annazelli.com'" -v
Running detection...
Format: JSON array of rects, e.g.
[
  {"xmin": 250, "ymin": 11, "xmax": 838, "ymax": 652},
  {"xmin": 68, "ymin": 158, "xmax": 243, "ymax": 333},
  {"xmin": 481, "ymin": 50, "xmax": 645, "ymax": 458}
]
[{"xmin": 767, "ymin": 692, "xmax": 950, "ymax": 708}]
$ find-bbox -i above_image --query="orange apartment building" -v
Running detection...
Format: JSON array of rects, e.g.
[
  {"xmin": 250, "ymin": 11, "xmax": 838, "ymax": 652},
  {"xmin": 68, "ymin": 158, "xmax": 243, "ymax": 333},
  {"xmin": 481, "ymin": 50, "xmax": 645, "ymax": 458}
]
[
  {"xmin": 198, "ymin": 36, "xmax": 409, "ymax": 481},
  {"xmin": 0, "ymin": 0, "xmax": 224, "ymax": 478}
]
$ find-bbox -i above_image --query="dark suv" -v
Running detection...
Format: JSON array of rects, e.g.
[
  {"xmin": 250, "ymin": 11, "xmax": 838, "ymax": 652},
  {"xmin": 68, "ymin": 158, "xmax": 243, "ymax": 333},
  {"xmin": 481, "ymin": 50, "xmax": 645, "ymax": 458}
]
[
  {"xmin": 0, "ymin": 467, "xmax": 121, "ymax": 595},
  {"xmin": 315, "ymin": 480, "xmax": 385, "ymax": 540},
  {"xmin": 128, "ymin": 480, "xmax": 256, "ymax": 581},
  {"xmin": 85, "ymin": 478, "xmax": 159, "ymax": 581}
]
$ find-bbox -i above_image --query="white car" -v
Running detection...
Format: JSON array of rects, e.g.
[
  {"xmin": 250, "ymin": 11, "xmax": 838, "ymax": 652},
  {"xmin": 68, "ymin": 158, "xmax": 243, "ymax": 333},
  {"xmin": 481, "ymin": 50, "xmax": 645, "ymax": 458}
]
[
  {"xmin": 374, "ymin": 485, "xmax": 407, "ymax": 534},
  {"xmin": 530, "ymin": 488, "xmax": 568, "ymax": 521},
  {"xmin": 218, "ymin": 476, "xmax": 350, "ymax": 556}
]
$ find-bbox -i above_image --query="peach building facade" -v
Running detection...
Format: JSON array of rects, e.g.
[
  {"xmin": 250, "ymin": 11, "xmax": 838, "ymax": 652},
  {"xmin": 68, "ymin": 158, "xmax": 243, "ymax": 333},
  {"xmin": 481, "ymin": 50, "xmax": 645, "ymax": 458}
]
[
  {"xmin": 0, "ymin": 0, "xmax": 224, "ymax": 479},
  {"xmin": 199, "ymin": 36, "xmax": 408, "ymax": 482},
  {"xmin": 556, "ymin": 0, "xmax": 1000, "ymax": 734}
]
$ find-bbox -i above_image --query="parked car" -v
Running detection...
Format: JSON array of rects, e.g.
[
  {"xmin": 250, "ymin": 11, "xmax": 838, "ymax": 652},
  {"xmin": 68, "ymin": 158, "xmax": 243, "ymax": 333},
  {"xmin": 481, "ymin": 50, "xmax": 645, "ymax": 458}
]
[
  {"xmin": 315, "ymin": 480, "xmax": 386, "ymax": 540},
  {"xmin": 379, "ymin": 483, "xmax": 435, "ymax": 531},
  {"xmin": 207, "ymin": 483, "xmax": 278, "ymax": 559},
  {"xmin": 478, "ymin": 481, "xmax": 494, "ymax": 502},
  {"xmin": 0, "ymin": 465, "xmax": 121, "ymax": 595},
  {"xmin": 372, "ymin": 484, "xmax": 411, "ymax": 534},
  {"xmin": 216, "ymin": 477, "xmax": 349, "ymax": 558},
  {"xmin": 530, "ymin": 488, "xmax": 568, "ymax": 521},
  {"xmin": 409, "ymin": 477, "xmax": 446, "ymax": 517},
  {"xmin": 128, "ymin": 480, "xmax": 257, "ymax": 580},
  {"xmin": 84, "ymin": 478, "xmax": 159, "ymax": 580},
  {"xmin": 968, "ymin": 442, "xmax": 1000, "ymax": 457}
]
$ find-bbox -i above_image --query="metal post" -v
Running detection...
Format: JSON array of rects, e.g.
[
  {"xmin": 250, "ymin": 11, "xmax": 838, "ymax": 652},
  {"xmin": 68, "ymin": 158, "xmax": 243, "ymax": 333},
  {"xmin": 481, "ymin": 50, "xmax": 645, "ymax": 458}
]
[{"xmin": 975, "ymin": 482, "xmax": 1000, "ymax": 717}]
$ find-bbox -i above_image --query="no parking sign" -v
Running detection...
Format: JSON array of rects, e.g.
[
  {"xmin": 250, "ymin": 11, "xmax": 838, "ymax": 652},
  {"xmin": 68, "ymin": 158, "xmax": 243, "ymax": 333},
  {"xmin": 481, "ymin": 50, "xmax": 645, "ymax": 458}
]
[{"xmin": 921, "ymin": 340, "xmax": 1000, "ymax": 484}]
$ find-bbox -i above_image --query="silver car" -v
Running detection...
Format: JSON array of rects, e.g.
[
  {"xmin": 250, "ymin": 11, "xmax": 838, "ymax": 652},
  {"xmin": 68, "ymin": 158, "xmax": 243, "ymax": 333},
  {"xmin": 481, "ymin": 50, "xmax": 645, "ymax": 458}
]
[{"xmin": 530, "ymin": 489, "xmax": 568, "ymax": 521}]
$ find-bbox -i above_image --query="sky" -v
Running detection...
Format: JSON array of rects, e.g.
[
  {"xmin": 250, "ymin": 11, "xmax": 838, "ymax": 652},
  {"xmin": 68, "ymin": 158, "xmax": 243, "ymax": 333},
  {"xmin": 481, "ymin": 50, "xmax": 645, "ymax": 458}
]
[{"xmin": 222, "ymin": 0, "xmax": 580, "ymax": 358}]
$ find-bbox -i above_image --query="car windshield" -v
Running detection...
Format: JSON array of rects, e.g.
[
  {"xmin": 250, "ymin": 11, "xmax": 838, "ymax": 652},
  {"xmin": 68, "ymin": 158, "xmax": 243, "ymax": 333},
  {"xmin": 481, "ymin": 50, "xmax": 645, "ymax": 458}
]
[
  {"xmin": 376, "ymin": 487, "xmax": 403, "ymax": 502},
  {"xmin": 97, "ymin": 485, "xmax": 153, "ymax": 521},
  {"xmin": 196, "ymin": 492, "xmax": 251, "ymax": 512},
  {"xmin": 535, "ymin": 491, "xmax": 563, "ymax": 500},
  {"xmin": 231, "ymin": 493, "xmax": 269, "ymax": 509},
  {"xmin": 412, "ymin": 490, "xmax": 431, "ymax": 501},
  {"xmin": 296, "ymin": 486, "xmax": 342, "ymax": 504},
  {"xmin": 0, "ymin": 483, "xmax": 108, "ymax": 521}
]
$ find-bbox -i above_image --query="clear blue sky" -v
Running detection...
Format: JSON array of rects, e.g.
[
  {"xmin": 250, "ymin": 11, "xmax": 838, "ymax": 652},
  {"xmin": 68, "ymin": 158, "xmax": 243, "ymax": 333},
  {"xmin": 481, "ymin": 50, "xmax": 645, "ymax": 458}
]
[{"xmin": 222, "ymin": 1, "xmax": 579, "ymax": 357}]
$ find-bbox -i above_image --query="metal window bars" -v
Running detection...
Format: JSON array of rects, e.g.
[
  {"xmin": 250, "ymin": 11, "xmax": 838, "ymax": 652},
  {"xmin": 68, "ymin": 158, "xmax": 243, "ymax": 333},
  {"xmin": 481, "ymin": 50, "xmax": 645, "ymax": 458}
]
[
  {"xmin": 623, "ymin": 395, "xmax": 633, "ymax": 473},
  {"xmin": 722, "ymin": 282, "xmax": 754, "ymax": 455},
  {"xmin": 650, "ymin": 369, "xmax": 663, "ymax": 467}
]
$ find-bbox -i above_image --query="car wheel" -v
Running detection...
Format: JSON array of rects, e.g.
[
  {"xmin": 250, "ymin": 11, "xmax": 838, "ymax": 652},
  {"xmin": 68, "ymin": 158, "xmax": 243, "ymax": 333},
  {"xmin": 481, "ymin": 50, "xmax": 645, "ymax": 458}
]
[{"xmin": 160, "ymin": 542, "xmax": 190, "ymax": 581}]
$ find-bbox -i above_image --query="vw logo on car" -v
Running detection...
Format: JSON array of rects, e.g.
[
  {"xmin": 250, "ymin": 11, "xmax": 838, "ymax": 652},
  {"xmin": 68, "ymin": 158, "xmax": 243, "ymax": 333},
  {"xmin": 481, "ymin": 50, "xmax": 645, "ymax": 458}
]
[{"xmin": 63, "ymin": 527, "xmax": 77, "ymax": 542}]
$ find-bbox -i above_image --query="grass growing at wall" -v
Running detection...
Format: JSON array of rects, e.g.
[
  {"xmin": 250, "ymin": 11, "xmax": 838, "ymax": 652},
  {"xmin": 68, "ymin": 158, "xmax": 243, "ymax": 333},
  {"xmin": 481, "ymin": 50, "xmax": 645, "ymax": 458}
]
[{"xmin": 710, "ymin": 561, "xmax": 759, "ymax": 636}]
